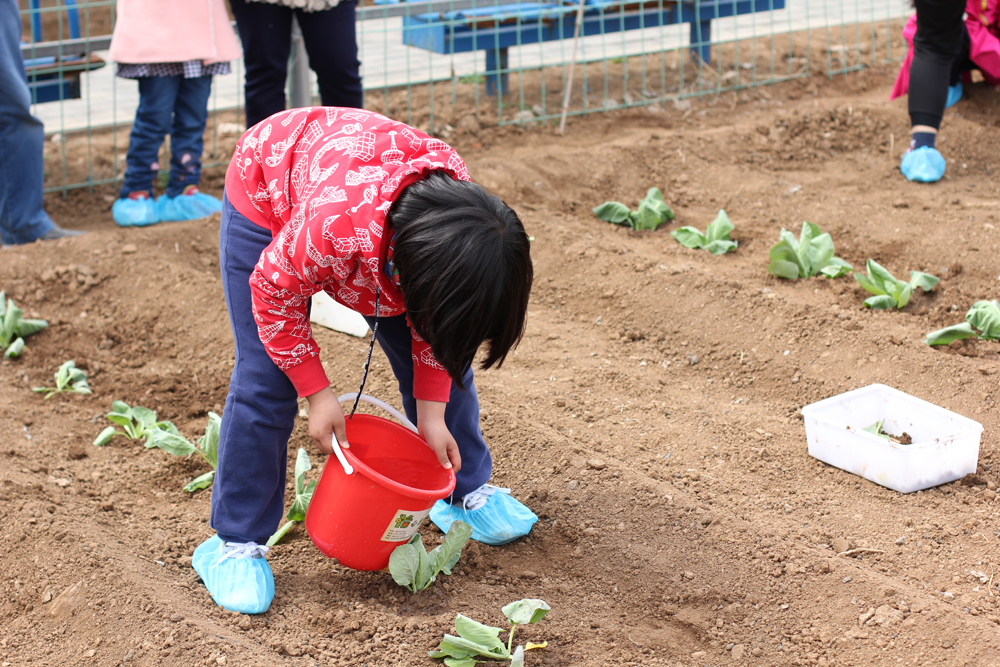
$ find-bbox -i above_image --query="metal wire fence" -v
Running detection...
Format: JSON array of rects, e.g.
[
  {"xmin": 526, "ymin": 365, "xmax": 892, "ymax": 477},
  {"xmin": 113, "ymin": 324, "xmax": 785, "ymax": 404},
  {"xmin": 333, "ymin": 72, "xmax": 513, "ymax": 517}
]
[{"xmin": 19, "ymin": 0, "xmax": 911, "ymax": 195}]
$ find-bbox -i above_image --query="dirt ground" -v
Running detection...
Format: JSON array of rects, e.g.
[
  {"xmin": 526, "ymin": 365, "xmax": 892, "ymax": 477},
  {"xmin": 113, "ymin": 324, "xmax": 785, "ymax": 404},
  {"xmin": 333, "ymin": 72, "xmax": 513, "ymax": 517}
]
[{"xmin": 4, "ymin": 60, "xmax": 1000, "ymax": 667}]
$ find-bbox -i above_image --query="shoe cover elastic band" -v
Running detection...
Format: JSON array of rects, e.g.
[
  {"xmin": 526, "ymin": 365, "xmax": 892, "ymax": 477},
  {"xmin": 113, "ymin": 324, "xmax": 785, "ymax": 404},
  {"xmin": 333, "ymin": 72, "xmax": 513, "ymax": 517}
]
[{"xmin": 214, "ymin": 542, "xmax": 269, "ymax": 567}]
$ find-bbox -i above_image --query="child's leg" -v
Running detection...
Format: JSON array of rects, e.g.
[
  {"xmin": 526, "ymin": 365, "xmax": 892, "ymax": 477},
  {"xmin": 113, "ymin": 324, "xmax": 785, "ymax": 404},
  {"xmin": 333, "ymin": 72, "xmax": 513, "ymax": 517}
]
[
  {"xmin": 211, "ymin": 195, "xmax": 299, "ymax": 544},
  {"xmin": 165, "ymin": 75, "xmax": 213, "ymax": 198},
  {"xmin": 121, "ymin": 76, "xmax": 180, "ymax": 198},
  {"xmin": 362, "ymin": 313, "xmax": 492, "ymax": 499}
]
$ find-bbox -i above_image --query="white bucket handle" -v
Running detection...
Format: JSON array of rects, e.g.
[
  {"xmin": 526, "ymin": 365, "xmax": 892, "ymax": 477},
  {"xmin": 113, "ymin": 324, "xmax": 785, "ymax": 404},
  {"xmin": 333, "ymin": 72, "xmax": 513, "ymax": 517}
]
[{"xmin": 338, "ymin": 393, "xmax": 419, "ymax": 434}]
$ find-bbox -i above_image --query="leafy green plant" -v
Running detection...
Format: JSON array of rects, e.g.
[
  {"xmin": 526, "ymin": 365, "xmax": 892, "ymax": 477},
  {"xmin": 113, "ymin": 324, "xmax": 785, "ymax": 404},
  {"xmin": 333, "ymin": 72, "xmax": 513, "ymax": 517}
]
[
  {"xmin": 266, "ymin": 448, "xmax": 317, "ymax": 546},
  {"xmin": 767, "ymin": 222, "xmax": 852, "ymax": 280},
  {"xmin": 925, "ymin": 300, "xmax": 1000, "ymax": 346},
  {"xmin": 93, "ymin": 401, "xmax": 178, "ymax": 446},
  {"xmin": 853, "ymin": 260, "xmax": 938, "ymax": 309},
  {"xmin": 389, "ymin": 521, "xmax": 472, "ymax": 593},
  {"xmin": 429, "ymin": 599, "xmax": 550, "ymax": 667},
  {"xmin": 670, "ymin": 209, "xmax": 738, "ymax": 255},
  {"xmin": 32, "ymin": 360, "xmax": 92, "ymax": 399},
  {"xmin": 593, "ymin": 187, "xmax": 674, "ymax": 231},
  {"xmin": 144, "ymin": 412, "xmax": 222, "ymax": 492},
  {"xmin": 0, "ymin": 292, "xmax": 48, "ymax": 359}
]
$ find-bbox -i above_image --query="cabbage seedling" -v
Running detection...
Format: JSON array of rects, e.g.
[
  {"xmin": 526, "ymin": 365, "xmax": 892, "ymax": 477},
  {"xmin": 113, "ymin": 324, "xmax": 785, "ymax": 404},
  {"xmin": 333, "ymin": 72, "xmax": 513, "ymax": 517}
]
[
  {"xmin": 767, "ymin": 222, "xmax": 852, "ymax": 279},
  {"xmin": 854, "ymin": 259, "xmax": 938, "ymax": 309},
  {"xmin": 593, "ymin": 187, "xmax": 674, "ymax": 231},
  {"xmin": 143, "ymin": 412, "xmax": 221, "ymax": 491},
  {"xmin": 429, "ymin": 599, "xmax": 550, "ymax": 667},
  {"xmin": 0, "ymin": 291, "xmax": 48, "ymax": 359},
  {"xmin": 671, "ymin": 209, "xmax": 738, "ymax": 255},
  {"xmin": 92, "ymin": 401, "xmax": 178, "ymax": 446},
  {"xmin": 266, "ymin": 448, "xmax": 317, "ymax": 546},
  {"xmin": 389, "ymin": 520, "xmax": 472, "ymax": 593},
  {"xmin": 32, "ymin": 360, "xmax": 92, "ymax": 399},
  {"xmin": 925, "ymin": 300, "xmax": 1000, "ymax": 346}
]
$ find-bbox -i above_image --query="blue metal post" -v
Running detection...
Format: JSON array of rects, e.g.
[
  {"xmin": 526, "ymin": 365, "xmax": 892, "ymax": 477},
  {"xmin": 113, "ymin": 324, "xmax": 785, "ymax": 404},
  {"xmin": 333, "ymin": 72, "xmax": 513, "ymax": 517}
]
[
  {"xmin": 485, "ymin": 47, "xmax": 508, "ymax": 96},
  {"xmin": 690, "ymin": 18, "xmax": 711, "ymax": 64}
]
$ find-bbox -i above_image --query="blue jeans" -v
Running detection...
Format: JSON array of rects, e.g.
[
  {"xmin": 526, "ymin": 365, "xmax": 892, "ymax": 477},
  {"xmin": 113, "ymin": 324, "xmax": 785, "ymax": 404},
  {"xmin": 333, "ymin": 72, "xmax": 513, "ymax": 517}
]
[
  {"xmin": 0, "ymin": 0, "xmax": 54, "ymax": 245},
  {"xmin": 120, "ymin": 75, "xmax": 212, "ymax": 198},
  {"xmin": 212, "ymin": 195, "xmax": 492, "ymax": 543}
]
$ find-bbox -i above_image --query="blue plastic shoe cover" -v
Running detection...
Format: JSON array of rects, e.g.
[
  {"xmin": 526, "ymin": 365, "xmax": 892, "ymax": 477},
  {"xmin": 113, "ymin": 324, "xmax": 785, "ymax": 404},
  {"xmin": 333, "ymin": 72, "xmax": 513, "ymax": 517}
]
[
  {"xmin": 112, "ymin": 195, "xmax": 158, "ymax": 227},
  {"xmin": 191, "ymin": 535, "xmax": 275, "ymax": 614},
  {"xmin": 430, "ymin": 484, "xmax": 538, "ymax": 546},
  {"xmin": 900, "ymin": 146, "xmax": 946, "ymax": 183},
  {"xmin": 946, "ymin": 82, "xmax": 962, "ymax": 109},
  {"xmin": 157, "ymin": 190, "xmax": 223, "ymax": 222}
]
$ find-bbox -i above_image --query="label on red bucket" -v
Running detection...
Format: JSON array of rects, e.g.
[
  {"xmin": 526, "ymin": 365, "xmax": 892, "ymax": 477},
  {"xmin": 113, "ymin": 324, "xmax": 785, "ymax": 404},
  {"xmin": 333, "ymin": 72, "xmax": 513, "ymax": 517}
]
[{"xmin": 380, "ymin": 508, "xmax": 432, "ymax": 542}]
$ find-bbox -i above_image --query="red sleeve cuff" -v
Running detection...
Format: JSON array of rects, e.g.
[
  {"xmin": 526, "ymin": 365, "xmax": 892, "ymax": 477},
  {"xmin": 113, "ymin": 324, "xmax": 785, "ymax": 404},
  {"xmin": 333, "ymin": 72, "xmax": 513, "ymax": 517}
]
[
  {"xmin": 413, "ymin": 367, "xmax": 452, "ymax": 403},
  {"xmin": 283, "ymin": 357, "xmax": 331, "ymax": 398}
]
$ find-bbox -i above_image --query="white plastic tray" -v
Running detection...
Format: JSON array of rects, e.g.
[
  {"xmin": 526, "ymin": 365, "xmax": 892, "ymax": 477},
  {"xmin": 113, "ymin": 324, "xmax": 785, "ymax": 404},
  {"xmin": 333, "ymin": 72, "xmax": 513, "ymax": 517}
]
[{"xmin": 802, "ymin": 383, "xmax": 982, "ymax": 493}]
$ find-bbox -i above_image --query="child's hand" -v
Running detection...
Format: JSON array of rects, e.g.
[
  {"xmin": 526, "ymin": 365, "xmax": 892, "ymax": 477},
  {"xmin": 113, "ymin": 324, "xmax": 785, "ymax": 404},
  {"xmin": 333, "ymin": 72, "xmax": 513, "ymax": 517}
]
[
  {"xmin": 416, "ymin": 399, "xmax": 461, "ymax": 472},
  {"xmin": 305, "ymin": 387, "xmax": 348, "ymax": 455}
]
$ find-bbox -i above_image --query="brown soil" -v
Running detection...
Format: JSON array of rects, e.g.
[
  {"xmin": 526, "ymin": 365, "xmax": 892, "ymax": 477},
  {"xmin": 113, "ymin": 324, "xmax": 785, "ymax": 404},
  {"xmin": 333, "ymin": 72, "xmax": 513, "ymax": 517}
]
[{"xmin": 5, "ymin": 63, "xmax": 1000, "ymax": 667}]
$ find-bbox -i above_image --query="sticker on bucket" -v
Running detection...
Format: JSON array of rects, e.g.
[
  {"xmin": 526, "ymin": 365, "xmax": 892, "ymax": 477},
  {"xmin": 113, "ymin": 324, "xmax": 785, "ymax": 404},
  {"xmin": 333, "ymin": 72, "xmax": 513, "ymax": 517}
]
[{"xmin": 380, "ymin": 508, "xmax": 432, "ymax": 542}]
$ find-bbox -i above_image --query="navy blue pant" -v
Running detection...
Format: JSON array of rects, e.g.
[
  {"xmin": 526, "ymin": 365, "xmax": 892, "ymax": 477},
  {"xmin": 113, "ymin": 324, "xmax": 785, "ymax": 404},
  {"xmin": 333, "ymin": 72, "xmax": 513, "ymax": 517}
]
[
  {"xmin": 0, "ymin": 0, "xmax": 54, "ymax": 245},
  {"xmin": 212, "ymin": 194, "xmax": 491, "ymax": 544},
  {"xmin": 120, "ymin": 75, "xmax": 212, "ymax": 198},
  {"xmin": 229, "ymin": 0, "xmax": 363, "ymax": 128}
]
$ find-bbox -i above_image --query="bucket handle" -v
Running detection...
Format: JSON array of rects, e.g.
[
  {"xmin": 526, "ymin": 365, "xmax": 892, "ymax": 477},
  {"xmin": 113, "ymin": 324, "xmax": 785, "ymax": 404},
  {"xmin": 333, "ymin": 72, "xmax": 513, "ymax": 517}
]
[{"xmin": 338, "ymin": 393, "xmax": 420, "ymax": 434}]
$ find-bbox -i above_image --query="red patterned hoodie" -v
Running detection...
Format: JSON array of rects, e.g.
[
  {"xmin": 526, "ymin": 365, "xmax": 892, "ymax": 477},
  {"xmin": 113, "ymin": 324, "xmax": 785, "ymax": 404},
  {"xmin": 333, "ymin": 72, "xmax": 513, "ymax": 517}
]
[{"xmin": 225, "ymin": 107, "xmax": 471, "ymax": 401}]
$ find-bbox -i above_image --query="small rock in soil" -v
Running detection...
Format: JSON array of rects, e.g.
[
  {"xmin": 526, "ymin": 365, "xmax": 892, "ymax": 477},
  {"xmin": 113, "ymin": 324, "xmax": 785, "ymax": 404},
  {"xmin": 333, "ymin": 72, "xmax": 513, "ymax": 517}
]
[
  {"xmin": 588, "ymin": 459, "xmax": 607, "ymax": 470},
  {"xmin": 731, "ymin": 644, "xmax": 746, "ymax": 660},
  {"xmin": 832, "ymin": 537, "xmax": 851, "ymax": 553},
  {"xmin": 67, "ymin": 445, "xmax": 87, "ymax": 460},
  {"xmin": 121, "ymin": 244, "xmax": 138, "ymax": 254}
]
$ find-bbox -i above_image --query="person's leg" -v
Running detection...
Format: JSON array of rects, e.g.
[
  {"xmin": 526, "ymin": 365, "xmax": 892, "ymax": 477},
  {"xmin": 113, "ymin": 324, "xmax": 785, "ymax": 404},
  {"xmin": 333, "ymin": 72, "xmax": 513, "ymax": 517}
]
[
  {"xmin": 297, "ymin": 0, "xmax": 364, "ymax": 109},
  {"xmin": 229, "ymin": 0, "xmax": 293, "ymax": 127},
  {"xmin": 212, "ymin": 195, "xmax": 299, "ymax": 545},
  {"xmin": 908, "ymin": 0, "xmax": 966, "ymax": 135},
  {"xmin": 361, "ymin": 314, "xmax": 492, "ymax": 499},
  {"xmin": 121, "ymin": 76, "xmax": 179, "ymax": 197},
  {"xmin": 0, "ymin": 0, "xmax": 55, "ymax": 245},
  {"xmin": 902, "ymin": 0, "xmax": 966, "ymax": 182},
  {"xmin": 166, "ymin": 76, "xmax": 213, "ymax": 197},
  {"xmin": 156, "ymin": 76, "xmax": 222, "ymax": 221},
  {"xmin": 193, "ymin": 195, "xmax": 291, "ymax": 614},
  {"xmin": 362, "ymin": 313, "xmax": 536, "ymax": 545}
]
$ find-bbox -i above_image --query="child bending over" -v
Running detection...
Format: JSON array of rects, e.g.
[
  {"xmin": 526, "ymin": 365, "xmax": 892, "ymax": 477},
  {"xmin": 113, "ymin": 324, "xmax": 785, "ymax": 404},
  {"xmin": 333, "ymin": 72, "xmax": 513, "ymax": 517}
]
[{"xmin": 192, "ymin": 107, "xmax": 536, "ymax": 613}]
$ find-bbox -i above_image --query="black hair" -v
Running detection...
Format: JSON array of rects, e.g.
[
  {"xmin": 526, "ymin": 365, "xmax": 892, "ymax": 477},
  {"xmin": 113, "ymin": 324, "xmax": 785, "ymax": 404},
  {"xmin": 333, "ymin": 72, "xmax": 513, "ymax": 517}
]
[{"xmin": 387, "ymin": 170, "xmax": 533, "ymax": 388}]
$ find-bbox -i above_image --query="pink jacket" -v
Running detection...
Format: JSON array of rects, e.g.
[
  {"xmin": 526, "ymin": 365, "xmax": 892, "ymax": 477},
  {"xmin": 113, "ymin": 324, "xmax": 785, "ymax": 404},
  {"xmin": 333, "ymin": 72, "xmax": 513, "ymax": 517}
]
[
  {"xmin": 108, "ymin": 0, "xmax": 240, "ymax": 65},
  {"xmin": 891, "ymin": 0, "xmax": 1000, "ymax": 99}
]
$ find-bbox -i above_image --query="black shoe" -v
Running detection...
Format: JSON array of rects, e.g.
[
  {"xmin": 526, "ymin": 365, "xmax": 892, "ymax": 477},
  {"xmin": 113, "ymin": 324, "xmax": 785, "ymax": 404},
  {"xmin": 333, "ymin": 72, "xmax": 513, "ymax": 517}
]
[{"xmin": 39, "ymin": 225, "xmax": 85, "ymax": 241}]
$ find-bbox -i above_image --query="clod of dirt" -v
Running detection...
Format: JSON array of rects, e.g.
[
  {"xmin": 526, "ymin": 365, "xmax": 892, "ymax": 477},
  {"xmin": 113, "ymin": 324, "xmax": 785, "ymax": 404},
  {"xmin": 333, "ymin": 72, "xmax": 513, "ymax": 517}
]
[
  {"xmin": 587, "ymin": 458, "xmax": 607, "ymax": 470},
  {"xmin": 832, "ymin": 537, "xmax": 851, "ymax": 554},
  {"xmin": 66, "ymin": 445, "xmax": 87, "ymax": 460},
  {"xmin": 121, "ymin": 243, "xmax": 138, "ymax": 254},
  {"xmin": 49, "ymin": 582, "xmax": 84, "ymax": 620}
]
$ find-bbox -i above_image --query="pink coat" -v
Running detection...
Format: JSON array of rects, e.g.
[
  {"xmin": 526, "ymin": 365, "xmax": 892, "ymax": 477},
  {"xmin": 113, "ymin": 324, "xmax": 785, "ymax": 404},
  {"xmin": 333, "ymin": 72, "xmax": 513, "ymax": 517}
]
[
  {"xmin": 891, "ymin": 0, "xmax": 1000, "ymax": 99},
  {"xmin": 108, "ymin": 0, "xmax": 240, "ymax": 65}
]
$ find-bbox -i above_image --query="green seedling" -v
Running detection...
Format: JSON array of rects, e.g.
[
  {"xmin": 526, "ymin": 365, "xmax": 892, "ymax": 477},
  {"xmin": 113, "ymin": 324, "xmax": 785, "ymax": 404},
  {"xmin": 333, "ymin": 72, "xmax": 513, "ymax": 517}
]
[
  {"xmin": 925, "ymin": 300, "xmax": 1000, "ymax": 346},
  {"xmin": 266, "ymin": 448, "xmax": 317, "ymax": 546},
  {"xmin": 862, "ymin": 419, "xmax": 912, "ymax": 445},
  {"xmin": 767, "ymin": 222, "xmax": 852, "ymax": 280},
  {"xmin": 430, "ymin": 599, "xmax": 550, "ymax": 667},
  {"xmin": 670, "ymin": 209, "xmax": 738, "ymax": 255},
  {"xmin": 389, "ymin": 521, "xmax": 472, "ymax": 593},
  {"xmin": 0, "ymin": 291, "xmax": 48, "ymax": 359},
  {"xmin": 93, "ymin": 401, "xmax": 178, "ymax": 446},
  {"xmin": 143, "ymin": 412, "xmax": 221, "ymax": 491},
  {"xmin": 32, "ymin": 360, "xmax": 92, "ymax": 399},
  {"xmin": 854, "ymin": 259, "xmax": 938, "ymax": 309},
  {"xmin": 593, "ymin": 187, "xmax": 674, "ymax": 231}
]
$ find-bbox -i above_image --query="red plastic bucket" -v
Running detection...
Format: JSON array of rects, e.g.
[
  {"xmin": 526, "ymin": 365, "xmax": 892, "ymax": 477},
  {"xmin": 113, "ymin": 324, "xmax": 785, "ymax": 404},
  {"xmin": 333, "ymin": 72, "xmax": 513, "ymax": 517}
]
[{"xmin": 305, "ymin": 394, "xmax": 456, "ymax": 571}]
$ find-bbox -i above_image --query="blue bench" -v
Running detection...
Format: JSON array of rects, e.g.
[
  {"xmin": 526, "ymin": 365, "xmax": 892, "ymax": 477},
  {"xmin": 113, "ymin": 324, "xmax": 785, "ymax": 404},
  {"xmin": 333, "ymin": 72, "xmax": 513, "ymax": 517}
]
[
  {"xmin": 399, "ymin": 0, "xmax": 786, "ymax": 95},
  {"xmin": 21, "ymin": 0, "xmax": 107, "ymax": 104}
]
